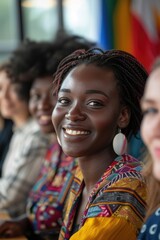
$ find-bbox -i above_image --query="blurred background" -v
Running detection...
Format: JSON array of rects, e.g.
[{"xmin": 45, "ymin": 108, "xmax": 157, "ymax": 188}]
[{"xmin": 0, "ymin": 0, "xmax": 160, "ymax": 72}]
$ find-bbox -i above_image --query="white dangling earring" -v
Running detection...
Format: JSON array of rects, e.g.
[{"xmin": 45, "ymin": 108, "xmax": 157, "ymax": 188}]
[{"xmin": 113, "ymin": 128, "xmax": 127, "ymax": 155}]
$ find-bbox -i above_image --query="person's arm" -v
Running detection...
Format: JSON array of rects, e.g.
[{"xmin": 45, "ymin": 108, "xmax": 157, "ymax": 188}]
[
  {"xmin": 0, "ymin": 215, "xmax": 32, "ymax": 238},
  {"xmin": 0, "ymin": 130, "xmax": 49, "ymax": 217}
]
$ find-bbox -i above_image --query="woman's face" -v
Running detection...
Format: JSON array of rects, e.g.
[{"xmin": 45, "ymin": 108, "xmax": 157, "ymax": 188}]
[
  {"xmin": 0, "ymin": 70, "xmax": 29, "ymax": 121},
  {"xmin": 141, "ymin": 67, "xmax": 160, "ymax": 180},
  {"xmin": 52, "ymin": 64, "xmax": 129, "ymax": 158},
  {"xmin": 29, "ymin": 76, "xmax": 56, "ymax": 134}
]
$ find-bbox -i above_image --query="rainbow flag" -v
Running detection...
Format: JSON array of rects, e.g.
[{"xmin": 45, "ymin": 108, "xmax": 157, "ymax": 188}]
[{"xmin": 98, "ymin": 0, "xmax": 160, "ymax": 72}]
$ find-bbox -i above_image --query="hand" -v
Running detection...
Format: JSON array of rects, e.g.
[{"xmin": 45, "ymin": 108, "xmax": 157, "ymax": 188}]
[{"xmin": 0, "ymin": 221, "xmax": 23, "ymax": 238}]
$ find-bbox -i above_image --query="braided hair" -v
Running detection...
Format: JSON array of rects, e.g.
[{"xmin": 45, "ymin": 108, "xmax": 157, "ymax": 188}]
[{"xmin": 53, "ymin": 48, "xmax": 148, "ymax": 137}]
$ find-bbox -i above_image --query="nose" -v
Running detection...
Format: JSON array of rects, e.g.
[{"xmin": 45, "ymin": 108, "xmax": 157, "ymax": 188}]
[
  {"xmin": 65, "ymin": 103, "xmax": 86, "ymax": 121},
  {"xmin": 37, "ymin": 95, "xmax": 51, "ymax": 110}
]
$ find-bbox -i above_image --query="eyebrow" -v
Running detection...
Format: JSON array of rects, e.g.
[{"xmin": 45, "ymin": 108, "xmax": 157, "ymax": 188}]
[
  {"xmin": 59, "ymin": 88, "xmax": 70, "ymax": 93},
  {"xmin": 141, "ymin": 98, "xmax": 156, "ymax": 105},
  {"xmin": 85, "ymin": 89, "xmax": 109, "ymax": 98},
  {"xmin": 60, "ymin": 88, "xmax": 109, "ymax": 98}
]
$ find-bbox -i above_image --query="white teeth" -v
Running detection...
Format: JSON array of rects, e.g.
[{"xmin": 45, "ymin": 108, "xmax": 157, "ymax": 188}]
[
  {"xmin": 40, "ymin": 115, "xmax": 51, "ymax": 121},
  {"xmin": 65, "ymin": 129, "xmax": 89, "ymax": 135}
]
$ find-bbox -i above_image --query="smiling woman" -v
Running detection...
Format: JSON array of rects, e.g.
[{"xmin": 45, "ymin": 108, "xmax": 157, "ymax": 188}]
[
  {"xmin": 52, "ymin": 48, "xmax": 148, "ymax": 240},
  {"xmin": 29, "ymin": 76, "xmax": 56, "ymax": 134},
  {"xmin": 0, "ymin": 60, "xmax": 50, "ymax": 218}
]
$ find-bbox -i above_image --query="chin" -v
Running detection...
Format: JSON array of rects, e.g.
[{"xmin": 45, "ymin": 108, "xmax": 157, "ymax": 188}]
[
  {"xmin": 1, "ymin": 112, "xmax": 13, "ymax": 119},
  {"xmin": 40, "ymin": 126, "xmax": 55, "ymax": 134},
  {"xmin": 62, "ymin": 147, "xmax": 80, "ymax": 158},
  {"xmin": 63, "ymin": 151, "xmax": 79, "ymax": 158}
]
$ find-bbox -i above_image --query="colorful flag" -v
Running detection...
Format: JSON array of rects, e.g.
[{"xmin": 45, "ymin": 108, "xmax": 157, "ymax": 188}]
[
  {"xmin": 131, "ymin": 0, "xmax": 160, "ymax": 71},
  {"xmin": 99, "ymin": 0, "xmax": 160, "ymax": 72}
]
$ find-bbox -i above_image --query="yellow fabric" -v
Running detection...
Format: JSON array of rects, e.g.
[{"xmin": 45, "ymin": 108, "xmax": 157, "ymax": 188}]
[
  {"xmin": 70, "ymin": 216, "xmax": 136, "ymax": 240},
  {"xmin": 63, "ymin": 167, "xmax": 83, "ymax": 228}
]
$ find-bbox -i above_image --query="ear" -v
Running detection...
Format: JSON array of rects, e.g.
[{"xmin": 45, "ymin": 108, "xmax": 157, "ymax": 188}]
[{"xmin": 117, "ymin": 106, "xmax": 131, "ymax": 129}]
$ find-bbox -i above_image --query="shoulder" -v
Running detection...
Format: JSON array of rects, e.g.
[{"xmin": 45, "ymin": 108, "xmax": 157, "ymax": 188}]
[
  {"xmin": 101, "ymin": 154, "xmax": 147, "ymax": 210},
  {"xmin": 118, "ymin": 154, "xmax": 143, "ymax": 170},
  {"xmin": 22, "ymin": 118, "xmax": 40, "ymax": 133},
  {"xmin": 20, "ymin": 119, "xmax": 51, "ymax": 149},
  {"xmin": 86, "ymin": 155, "xmax": 147, "ymax": 234},
  {"xmin": 109, "ymin": 154, "xmax": 144, "ymax": 182}
]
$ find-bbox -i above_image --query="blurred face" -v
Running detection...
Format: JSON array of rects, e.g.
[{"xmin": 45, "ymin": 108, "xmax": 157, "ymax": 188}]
[
  {"xmin": 52, "ymin": 64, "xmax": 129, "ymax": 158},
  {"xmin": 0, "ymin": 70, "xmax": 29, "ymax": 121},
  {"xmin": 141, "ymin": 67, "xmax": 160, "ymax": 180},
  {"xmin": 29, "ymin": 76, "xmax": 56, "ymax": 134}
]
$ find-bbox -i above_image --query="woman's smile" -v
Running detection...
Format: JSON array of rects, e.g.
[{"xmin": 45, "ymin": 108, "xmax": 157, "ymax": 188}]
[{"xmin": 64, "ymin": 128, "xmax": 90, "ymax": 136}]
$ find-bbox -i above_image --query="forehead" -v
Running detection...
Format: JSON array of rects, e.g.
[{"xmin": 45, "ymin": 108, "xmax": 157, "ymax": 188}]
[
  {"xmin": 61, "ymin": 64, "xmax": 117, "ymax": 91},
  {"xmin": 32, "ymin": 76, "xmax": 53, "ymax": 88},
  {"xmin": 144, "ymin": 68, "xmax": 160, "ymax": 101}
]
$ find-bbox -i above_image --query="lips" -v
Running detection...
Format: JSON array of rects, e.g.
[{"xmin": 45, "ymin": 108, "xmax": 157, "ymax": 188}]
[
  {"xmin": 38, "ymin": 114, "xmax": 51, "ymax": 125},
  {"xmin": 153, "ymin": 148, "xmax": 160, "ymax": 159}
]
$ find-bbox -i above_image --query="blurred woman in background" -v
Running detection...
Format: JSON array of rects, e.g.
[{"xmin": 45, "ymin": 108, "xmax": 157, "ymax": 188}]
[
  {"xmin": 0, "ymin": 57, "xmax": 51, "ymax": 217},
  {"xmin": 0, "ymin": 36, "xmax": 94, "ymax": 239},
  {"xmin": 138, "ymin": 58, "xmax": 160, "ymax": 239}
]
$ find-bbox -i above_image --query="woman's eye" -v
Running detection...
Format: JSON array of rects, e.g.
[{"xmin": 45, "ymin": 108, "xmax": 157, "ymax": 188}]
[
  {"xmin": 58, "ymin": 98, "xmax": 70, "ymax": 105},
  {"xmin": 30, "ymin": 94, "xmax": 40, "ymax": 101},
  {"xmin": 87, "ymin": 100, "xmax": 104, "ymax": 108},
  {"xmin": 142, "ymin": 107, "xmax": 158, "ymax": 116}
]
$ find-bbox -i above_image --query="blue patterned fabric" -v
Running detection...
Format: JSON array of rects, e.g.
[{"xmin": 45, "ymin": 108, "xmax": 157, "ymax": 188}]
[{"xmin": 138, "ymin": 207, "xmax": 160, "ymax": 239}]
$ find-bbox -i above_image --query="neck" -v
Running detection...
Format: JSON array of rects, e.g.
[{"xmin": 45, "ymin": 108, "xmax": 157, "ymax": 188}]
[{"xmin": 78, "ymin": 149, "xmax": 116, "ymax": 195}]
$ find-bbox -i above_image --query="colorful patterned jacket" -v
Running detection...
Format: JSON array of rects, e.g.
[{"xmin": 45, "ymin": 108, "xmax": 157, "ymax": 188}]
[
  {"xmin": 27, "ymin": 143, "xmax": 77, "ymax": 238},
  {"xmin": 59, "ymin": 154, "xmax": 147, "ymax": 240}
]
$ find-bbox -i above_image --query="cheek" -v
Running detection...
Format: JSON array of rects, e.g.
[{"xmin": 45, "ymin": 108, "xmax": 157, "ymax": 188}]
[
  {"xmin": 141, "ymin": 118, "xmax": 151, "ymax": 147},
  {"xmin": 0, "ymin": 106, "xmax": 11, "ymax": 118},
  {"xmin": 29, "ymin": 101, "xmax": 36, "ymax": 116},
  {"xmin": 94, "ymin": 116, "xmax": 117, "ymax": 139},
  {"xmin": 153, "ymin": 161, "xmax": 160, "ymax": 181},
  {"xmin": 10, "ymin": 91, "xmax": 20, "ymax": 101},
  {"xmin": 52, "ymin": 107, "xmax": 62, "ymax": 132}
]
